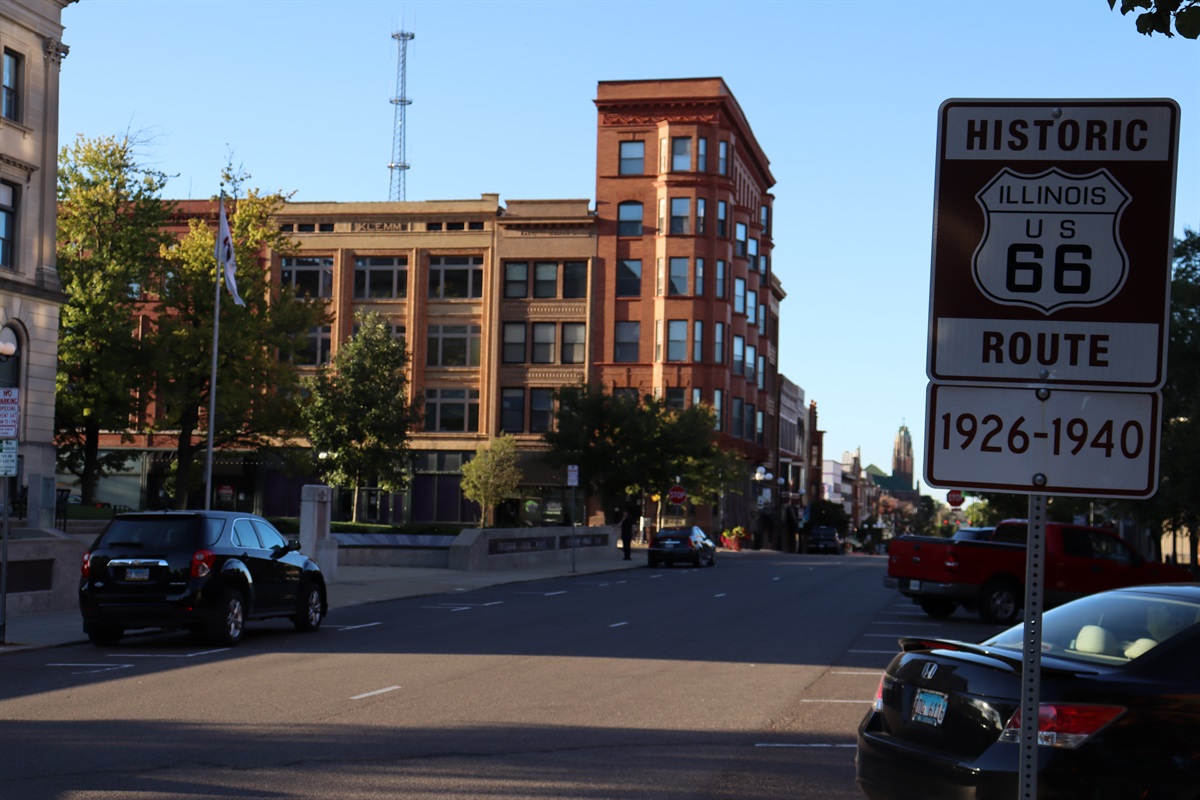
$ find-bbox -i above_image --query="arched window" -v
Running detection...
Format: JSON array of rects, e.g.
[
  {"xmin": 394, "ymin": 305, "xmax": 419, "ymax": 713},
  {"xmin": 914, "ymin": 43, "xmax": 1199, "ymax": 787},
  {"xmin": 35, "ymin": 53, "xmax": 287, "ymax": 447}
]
[
  {"xmin": 0, "ymin": 325, "xmax": 20, "ymax": 388},
  {"xmin": 617, "ymin": 202, "xmax": 643, "ymax": 237}
]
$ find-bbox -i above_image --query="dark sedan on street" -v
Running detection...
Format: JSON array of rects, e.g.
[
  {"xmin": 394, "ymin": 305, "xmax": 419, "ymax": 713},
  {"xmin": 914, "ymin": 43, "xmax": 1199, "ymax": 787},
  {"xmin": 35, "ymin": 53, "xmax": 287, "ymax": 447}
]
[
  {"xmin": 856, "ymin": 583, "xmax": 1200, "ymax": 800},
  {"xmin": 80, "ymin": 510, "xmax": 327, "ymax": 647},
  {"xmin": 647, "ymin": 525, "xmax": 717, "ymax": 568}
]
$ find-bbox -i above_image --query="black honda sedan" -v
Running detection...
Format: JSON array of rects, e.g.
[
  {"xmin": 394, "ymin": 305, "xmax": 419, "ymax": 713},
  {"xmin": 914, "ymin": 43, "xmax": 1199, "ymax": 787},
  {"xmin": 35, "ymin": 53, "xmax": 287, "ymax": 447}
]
[
  {"xmin": 79, "ymin": 511, "xmax": 327, "ymax": 647},
  {"xmin": 856, "ymin": 583, "xmax": 1200, "ymax": 800},
  {"xmin": 647, "ymin": 526, "xmax": 717, "ymax": 568}
]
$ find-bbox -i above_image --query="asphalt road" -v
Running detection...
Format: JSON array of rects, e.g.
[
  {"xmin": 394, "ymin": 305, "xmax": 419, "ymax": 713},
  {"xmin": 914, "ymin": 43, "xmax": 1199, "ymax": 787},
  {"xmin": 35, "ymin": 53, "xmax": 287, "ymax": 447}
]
[{"xmin": 0, "ymin": 551, "xmax": 1006, "ymax": 799}]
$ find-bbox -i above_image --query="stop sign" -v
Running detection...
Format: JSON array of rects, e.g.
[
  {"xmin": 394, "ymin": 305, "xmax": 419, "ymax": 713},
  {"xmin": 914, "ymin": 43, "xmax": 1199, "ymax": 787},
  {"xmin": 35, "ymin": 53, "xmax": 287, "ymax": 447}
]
[
  {"xmin": 668, "ymin": 485, "xmax": 687, "ymax": 505},
  {"xmin": 947, "ymin": 489, "xmax": 964, "ymax": 508}
]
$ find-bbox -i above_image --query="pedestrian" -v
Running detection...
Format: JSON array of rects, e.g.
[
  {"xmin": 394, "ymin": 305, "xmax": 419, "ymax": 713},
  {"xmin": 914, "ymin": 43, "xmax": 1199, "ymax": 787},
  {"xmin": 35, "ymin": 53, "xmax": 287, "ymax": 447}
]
[{"xmin": 620, "ymin": 509, "xmax": 634, "ymax": 560}]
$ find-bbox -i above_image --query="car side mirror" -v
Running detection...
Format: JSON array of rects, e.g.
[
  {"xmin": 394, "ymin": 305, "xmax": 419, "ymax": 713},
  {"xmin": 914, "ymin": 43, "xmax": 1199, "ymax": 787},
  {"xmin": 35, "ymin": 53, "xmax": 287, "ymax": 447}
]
[{"xmin": 286, "ymin": 539, "xmax": 302, "ymax": 553}]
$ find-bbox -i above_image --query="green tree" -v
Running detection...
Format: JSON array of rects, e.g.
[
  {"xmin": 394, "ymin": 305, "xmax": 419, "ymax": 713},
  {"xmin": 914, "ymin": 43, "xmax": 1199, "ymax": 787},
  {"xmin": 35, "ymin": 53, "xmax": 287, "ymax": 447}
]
[
  {"xmin": 461, "ymin": 435, "xmax": 523, "ymax": 527},
  {"xmin": 146, "ymin": 174, "xmax": 325, "ymax": 508},
  {"xmin": 55, "ymin": 133, "xmax": 175, "ymax": 503},
  {"xmin": 1107, "ymin": 0, "xmax": 1200, "ymax": 38},
  {"xmin": 542, "ymin": 384, "xmax": 736, "ymax": 521},
  {"xmin": 300, "ymin": 309, "xmax": 419, "ymax": 522}
]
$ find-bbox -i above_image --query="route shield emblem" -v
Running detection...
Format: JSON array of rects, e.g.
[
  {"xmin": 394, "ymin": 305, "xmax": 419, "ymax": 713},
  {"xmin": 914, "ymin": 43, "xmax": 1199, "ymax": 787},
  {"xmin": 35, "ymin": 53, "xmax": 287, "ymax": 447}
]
[{"xmin": 972, "ymin": 167, "xmax": 1130, "ymax": 314}]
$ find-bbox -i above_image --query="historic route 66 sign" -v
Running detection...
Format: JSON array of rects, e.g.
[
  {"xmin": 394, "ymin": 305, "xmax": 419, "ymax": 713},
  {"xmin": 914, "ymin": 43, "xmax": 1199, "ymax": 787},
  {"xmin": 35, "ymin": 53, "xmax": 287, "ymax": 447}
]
[{"xmin": 973, "ymin": 167, "xmax": 1130, "ymax": 313}]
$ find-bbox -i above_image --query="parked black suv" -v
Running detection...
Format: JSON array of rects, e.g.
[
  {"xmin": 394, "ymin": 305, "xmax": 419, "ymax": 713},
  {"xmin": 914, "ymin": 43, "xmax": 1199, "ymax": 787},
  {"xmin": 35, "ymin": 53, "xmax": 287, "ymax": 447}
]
[{"xmin": 79, "ymin": 511, "xmax": 327, "ymax": 646}]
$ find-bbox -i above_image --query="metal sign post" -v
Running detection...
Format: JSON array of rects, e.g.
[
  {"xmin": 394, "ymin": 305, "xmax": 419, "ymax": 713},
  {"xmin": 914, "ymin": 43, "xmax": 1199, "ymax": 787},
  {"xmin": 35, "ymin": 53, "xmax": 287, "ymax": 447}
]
[{"xmin": 923, "ymin": 100, "xmax": 1179, "ymax": 800}]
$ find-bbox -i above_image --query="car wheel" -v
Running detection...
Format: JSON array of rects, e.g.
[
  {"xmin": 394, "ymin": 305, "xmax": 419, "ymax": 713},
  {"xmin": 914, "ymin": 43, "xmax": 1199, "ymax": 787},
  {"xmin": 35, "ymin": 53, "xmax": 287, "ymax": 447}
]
[
  {"xmin": 293, "ymin": 583, "xmax": 324, "ymax": 632},
  {"xmin": 979, "ymin": 578, "xmax": 1021, "ymax": 624},
  {"xmin": 693, "ymin": 552, "xmax": 702, "ymax": 568},
  {"xmin": 86, "ymin": 624, "xmax": 123, "ymax": 647},
  {"xmin": 709, "ymin": 550, "xmax": 717, "ymax": 567},
  {"xmin": 919, "ymin": 598, "xmax": 958, "ymax": 618},
  {"xmin": 210, "ymin": 587, "xmax": 246, "ymax": 646}
]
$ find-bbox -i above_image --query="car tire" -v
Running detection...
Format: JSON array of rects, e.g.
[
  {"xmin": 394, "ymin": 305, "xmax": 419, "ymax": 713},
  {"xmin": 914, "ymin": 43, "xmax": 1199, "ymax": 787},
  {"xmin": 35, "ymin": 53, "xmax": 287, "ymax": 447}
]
[
  {"xmin": 979, "ymin": 578, "xmax": 1021, "ymax": 624},
  {"xmin": 919, "ymin": 598, "xmax": 958, "ymax": 618},
  {"xmin": 86, "ymin": 624, "xmax": 123, "ymax": 647},
  {"xmin": 210, "ymin": 587, "xmax": 246, "ymax": 646},
  {"xmin": 709, "ymin": 551, "xmax": 717, "ymax": 567},
  {"xmin": 693, "ymin": 552, "xmax": 702, "ymax": 568},
  {"xmin": 648, "ymin": 557, "xmax": 658, "ymax": 568},
  {"xmin": 293, "ymin": 582, "xmax": 324, "ymax": 632}
]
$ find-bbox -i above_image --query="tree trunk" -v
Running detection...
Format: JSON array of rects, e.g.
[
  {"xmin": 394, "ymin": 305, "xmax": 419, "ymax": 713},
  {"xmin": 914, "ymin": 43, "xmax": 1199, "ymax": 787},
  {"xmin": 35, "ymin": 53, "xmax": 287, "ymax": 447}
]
[
  {"xmin": 351, "ymin": 484, "xmax": 360, "ymax": 524},
  {"xmin": 81, "ymin": 419, "xmax": 102, "ymax": 505}
]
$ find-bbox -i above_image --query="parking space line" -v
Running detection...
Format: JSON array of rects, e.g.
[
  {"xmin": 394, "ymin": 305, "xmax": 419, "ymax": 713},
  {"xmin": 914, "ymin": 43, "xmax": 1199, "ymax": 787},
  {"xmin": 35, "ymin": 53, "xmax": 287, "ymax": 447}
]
[{"xmin": 351, "ymin": 685, "xmax": 401, "ymax": 700}]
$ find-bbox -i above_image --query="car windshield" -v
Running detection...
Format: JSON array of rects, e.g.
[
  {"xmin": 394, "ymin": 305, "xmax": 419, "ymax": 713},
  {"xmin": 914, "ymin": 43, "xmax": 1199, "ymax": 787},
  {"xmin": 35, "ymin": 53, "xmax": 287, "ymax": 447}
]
[
  {"xmin": 984, "ymin": 590, "xmax": 1200, "ymax": 666},
  {"xmin": 99, "ymin": 516, "xmax": 206, "ymax": 550}
]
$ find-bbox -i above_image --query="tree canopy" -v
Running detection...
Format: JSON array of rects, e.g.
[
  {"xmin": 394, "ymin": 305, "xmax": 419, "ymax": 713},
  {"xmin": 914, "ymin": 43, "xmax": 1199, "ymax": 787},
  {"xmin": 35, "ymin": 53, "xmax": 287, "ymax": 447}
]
[
  {"xmin": 300, "ymin": 309, "xmax": 420, "ymax": 522},
  {"xmin": 145, "ymin": 171, "xmax": 326, "ymax": 508},
  {"xmin": 55, "ymin": 133, "xmax": 174, "ymax": 503},
  {"xmin": 541, "ymin": 384, "xmax": 742, "ymax": 522},
  {"xmin": 1107, "ymin": 0, "xmax": 1200, "ymax": 38},
  {"xmin": 460, "ymin": 435, "xmax": 523, "ymax": 527}
]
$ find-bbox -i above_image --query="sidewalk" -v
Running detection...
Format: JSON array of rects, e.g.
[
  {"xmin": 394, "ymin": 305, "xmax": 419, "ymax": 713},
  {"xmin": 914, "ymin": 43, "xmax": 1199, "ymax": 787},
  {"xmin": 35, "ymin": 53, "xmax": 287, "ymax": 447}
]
[{"xmin": 0, "ymin": 551, "xmax": 645, "ymax": 654}]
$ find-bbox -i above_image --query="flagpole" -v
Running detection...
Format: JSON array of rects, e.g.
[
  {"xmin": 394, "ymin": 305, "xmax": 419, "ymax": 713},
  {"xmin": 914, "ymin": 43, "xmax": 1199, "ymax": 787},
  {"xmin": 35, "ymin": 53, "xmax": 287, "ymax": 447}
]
[{"xmin": 204, "ymin": 193, "xmax": 224, "ymax": 511}]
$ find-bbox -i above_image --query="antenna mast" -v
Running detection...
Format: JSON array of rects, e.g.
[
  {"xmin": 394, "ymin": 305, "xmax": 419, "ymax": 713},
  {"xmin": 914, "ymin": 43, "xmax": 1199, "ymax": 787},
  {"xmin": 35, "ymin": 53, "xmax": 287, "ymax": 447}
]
[{"xmin": 388, "ymin": 30, "xmax": 415, "ymax": 201}]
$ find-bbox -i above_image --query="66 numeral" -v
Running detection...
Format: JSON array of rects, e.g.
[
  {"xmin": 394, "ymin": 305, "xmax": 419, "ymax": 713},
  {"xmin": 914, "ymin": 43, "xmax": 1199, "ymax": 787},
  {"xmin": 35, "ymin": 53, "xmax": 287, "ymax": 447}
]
[{"xmin": 940, "ymin": 413, "xmax": 1144, "ymax": 459}]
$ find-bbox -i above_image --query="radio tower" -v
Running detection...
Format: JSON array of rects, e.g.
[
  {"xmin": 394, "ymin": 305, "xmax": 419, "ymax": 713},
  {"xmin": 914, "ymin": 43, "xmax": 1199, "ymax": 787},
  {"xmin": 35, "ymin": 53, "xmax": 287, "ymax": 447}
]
[{"xmin": 388, "ymin": 30, "xmax": 415, "ymax": 201}]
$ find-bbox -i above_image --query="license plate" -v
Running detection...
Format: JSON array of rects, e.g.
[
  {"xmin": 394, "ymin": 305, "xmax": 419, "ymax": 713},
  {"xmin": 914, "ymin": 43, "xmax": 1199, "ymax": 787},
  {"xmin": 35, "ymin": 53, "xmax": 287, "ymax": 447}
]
[
  {"xmin": 125, "ymin": 567, "xmax": 150, "ymax": 581},
  {"xmin": 663, "ymin": 541, "xmax": 677, "ymax": 548},
  {"xmin": 911, "ymin": 688, "xmax": 948, "ymax": 727},
  {"xmin": 909, "ymin": 579, "xmax": 922, "ymax": 592}
]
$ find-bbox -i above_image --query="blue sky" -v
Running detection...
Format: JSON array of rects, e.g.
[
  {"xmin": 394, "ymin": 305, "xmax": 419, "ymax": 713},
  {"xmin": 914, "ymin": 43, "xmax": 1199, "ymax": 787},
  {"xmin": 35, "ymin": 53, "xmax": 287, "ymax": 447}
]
[{"xmin": 57, "ymin": 0, "xmax": 1199, "ymax": 502}]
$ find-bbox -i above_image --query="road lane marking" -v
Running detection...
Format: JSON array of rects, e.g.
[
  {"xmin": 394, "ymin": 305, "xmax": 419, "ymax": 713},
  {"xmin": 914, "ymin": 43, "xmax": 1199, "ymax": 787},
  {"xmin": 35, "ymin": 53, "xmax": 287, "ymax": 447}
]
[
  {"xmin": 799, "ymin": 699, "xmax": 872, "ymax": 703},
  {"xmin": 714, "ymin": 593, "xmax": 726, "ymax": 598},
  {"xmin": 848, "ymin": 649, "xmax": 900, "ymax": 654},
  {"xmin": 833, "ymin": 670, "xmax": 882, "ymax": 675},
  {"xmin": 755, "ymin": 743, "xmax": 856, "ymax": 748},
  {"xmin": 352, "ymin": 686, "xmax": 401, "ymax": 700},
  {"xmin": 49, "ymin": 663, "xmax": 135, "ymax": 675},
  {"xmin": 333, "ymin": 622, "xmax": 382, "ymax": 631},
  {"xmin": 121, "ymin": 649, "xmax": 230, "ymax": 658},
  {"xmin": 609, "ymin": 621, "xmax": 629, "ymax": 628}
]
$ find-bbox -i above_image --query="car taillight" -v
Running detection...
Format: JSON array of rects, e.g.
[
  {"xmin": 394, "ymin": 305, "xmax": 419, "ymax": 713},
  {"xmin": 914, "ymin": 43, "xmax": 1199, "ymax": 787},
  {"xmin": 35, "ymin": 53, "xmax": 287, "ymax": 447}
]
[
  {"xmin": 81, "ymin": 551, "xmax": 91, "ymax": 579},
  {"xmin": 191, "ymin": 549, "xmax": 216, "ymax": 578},
  {"xmin": 1000, "ymin": 704, "xmax": 1125, "ymax": 749},
  {"xmin": 872, "ymin": 675, "xmax": 885, "ymax": 712},
  {"xmin": 944, "ymin": 549, "xmax": 959, "ymax": 570}
]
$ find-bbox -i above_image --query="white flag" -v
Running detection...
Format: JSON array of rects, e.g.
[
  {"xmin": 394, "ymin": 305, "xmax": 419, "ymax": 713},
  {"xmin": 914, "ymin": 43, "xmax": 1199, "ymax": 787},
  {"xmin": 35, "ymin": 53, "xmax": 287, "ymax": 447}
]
[{"xmin": 216, "ymin": 198, "xmax": 245, "ymax": 307}]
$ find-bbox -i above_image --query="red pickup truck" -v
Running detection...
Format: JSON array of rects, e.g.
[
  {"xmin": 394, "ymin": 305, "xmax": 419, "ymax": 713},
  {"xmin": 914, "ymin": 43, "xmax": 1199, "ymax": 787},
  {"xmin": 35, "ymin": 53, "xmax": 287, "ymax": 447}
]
[{"xmin": 884, "ymin": 519, "xmax": 1192, "ymax": 623}]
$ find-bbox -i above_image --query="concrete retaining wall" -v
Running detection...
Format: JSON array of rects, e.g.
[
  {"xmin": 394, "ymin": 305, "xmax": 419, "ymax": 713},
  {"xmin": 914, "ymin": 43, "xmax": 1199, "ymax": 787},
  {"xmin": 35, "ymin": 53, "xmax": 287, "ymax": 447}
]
[
  {"xmin": 448, "ymin": 526, "xmax": 618, "ymax": 571},
  {"xmin": 2, "ymin": 529, "xmax": 87, "ymax": 613}
]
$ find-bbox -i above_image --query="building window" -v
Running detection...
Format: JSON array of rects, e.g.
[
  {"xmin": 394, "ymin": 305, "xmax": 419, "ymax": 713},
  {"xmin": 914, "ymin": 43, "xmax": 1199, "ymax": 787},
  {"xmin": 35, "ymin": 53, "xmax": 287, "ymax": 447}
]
[
  {"xmin": 667, "ymin": 320, "xmax": 687, "ymax": 362},
  {"xmin": 619, "ymin": 140, "xmax": 644, "ymax": 175},
  {"xmin": 561, "ymin": 322, "xmax": 585, "ymax": 364},
  {"xmin": 734, "ymin": 278, "xmax": 746, "ymax": 314},
  {"xmin": 562, "ymin": 261, "xmax": 587, "ymax": 298},
  {"xmin": 2, "ymin": 50, "xmax": 20, "ymax": 122},
  {"xmin": 698, "ymin": 138, "xmax": 707, "ymax": 172},
  {"xmin": 758, "ymin": 354, "xmax": 766, "ymax": 390},
  {"xmin": 732, "ymin": 335, "xmax": 745, "ymax": 376},
  {"xmin": 502, "ymin": 323, "xmax": 526, "ymax": 363},
  {"xmin": 469, "ymin": 221, "xmax": 485, "ymax": 230},
  {"xmin": 695, "ymin": 258, "xmax": 705, "ymax": 296},
  {"xmin": 297, "ymin": 326, "xmax": 332, "ymax": 366},
  {"xmin": 530, "ymin": 388, "xmax": 555, "ymax": 433},
  {"xmin": 759, "ymin": 303, "xmax": 767, "ymax": 335},
  {"xmin": 671, "ymin": 137, "xmax": 691, "ymax": 171},
  {"xmin": 659, "ymin": 137, "xmax": 668, "ymax": 172},
  {"xmin": 693, "ymin": 320, "xmax": 703, "ymax": 362},
  {"xmin": 714, "ymin": 322, "xmax": 725, "ymax": 364},
  {"xmin": 446, "ymin": 221, "xmax": 465, "ymax": 231},
  {"xmin": 353, "ymin": 256, "xmax": 407, "ymax": 299},
  {"xmin": 616, "ymin": 259, "xmax": 641, "ymax": 297},
  {"xmin": 666, "ymin": 387, "xmax": 686, "ymax": 410},
  {"xmin": 654, "ymin": 318, "xmax": 662, "ymax": 362},
  {"xmin": 531, "ymin": 322, "xmax": 556, "ymax": 364},
  {"xmin": 428, "ymin": 255, "xmax": 484, "ymax": 299},
  {"xmin": 424, "ymin": 388, "xmax": 480, "ymax": 432},
  {"xmin": 760, "ymin": 203, "xmax": 770, "ymax": 235},
  {"xmin": 669, "ymin": 198, "xmax": 690, "ymax": 235},
  {"xmin": 718, "ymin": 141, "xmax": 729, "ymax": 175},
  {"xmin": 746, "ymin": 344, "xmax": 757, "ymax": 383},
  {"xmin": 617, "ymin": 202, "xmax": 643, "ymax": 237},
  {"xmin": 731, "ymin": 397, "xmax": 744, "ymax": 438},
  {"xmin": 713, "ymin": 389, "xmax": 724, "ymax": 431},
  {"xmin": 504, "ymin": 261, "xmax": 528, "ymax": 298},
  {"xmin": 668, "ymin": 257, "xmax": 688, "ymax": 296},
  {"xmin": 756, "ymin": 409, "xmax": 765, "ymax": 445},
  {"xmin": 696, "ymin": 198, "xmax": 706, "ymax": 236},
  {"xmin": 716, "ymin": 260, "xmax": 726, "ymax": 298},
  {"xmin": 747, "ymin": 293, "xmax": 757, "ymax": 325},
  {"xmin": 748, "ymin": 238, "xmax": 759, "ymax": 272},
  {"xmin": 736, "ymin": 223, "xmax": 748, "ymax": 257},
  {"xmin": 692, "ymin": 387, "xmax": 701, "ymax": 407},
  {"xmin": 426, "ymin": 324, "xmax": 481, "ymax": 367},
  {"xmin": 0, "ymin": 181, "xmax": 15, "ymax": 269},
  {"xmin": 717, "ymin": 201, "xmax": 727, "ymax": 238},
  {"xmin": 534, "ymin": 261, "xmax": 557, "ymax": 298},
  {"xmin": 281, "ymin": 257, "xmax": 333, "ymax": 298},
  {"xmin": 657, "ymin": 198, "xmax": 665, "ymax": 234},
  {"xmin": 614, "ymin": 321, "xmax": 640, "ymax": 363},
  {"xmin": 500, "ymin": 388, "xmax": 525, "ymax": 433}
]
